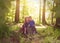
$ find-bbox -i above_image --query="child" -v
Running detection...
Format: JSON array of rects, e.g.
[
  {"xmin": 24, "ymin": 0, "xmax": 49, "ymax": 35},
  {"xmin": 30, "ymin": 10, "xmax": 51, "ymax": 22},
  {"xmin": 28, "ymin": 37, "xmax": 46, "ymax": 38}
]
[
  {"xmin": 28, "ymin": 16, "xmax": 37, "ymax": 34},
  {"xmin": 28, "ymin": 16, "xmax": 35, "ymax": 27},
  {"xmin": 21, "ymin": 17, "xmax": 29, "ymax": 36}
]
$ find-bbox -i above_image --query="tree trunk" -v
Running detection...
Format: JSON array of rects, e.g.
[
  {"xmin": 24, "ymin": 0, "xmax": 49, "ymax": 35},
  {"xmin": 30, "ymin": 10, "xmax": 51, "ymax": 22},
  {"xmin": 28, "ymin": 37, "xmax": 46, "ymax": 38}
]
[
  {"xmin": 51, "ymin": 1, "xmax": 54, "ymax": 25},
  {"xmin": 39, "ymin": 0, "xmax": 41, "ymax": 24},
  {"xmin": 51, "ymin": 13, "xmax": 54, "ymax": 25},
  {"xmin": 55, "ymin": 18, "xmax": 60, "ymax": 27},
  {"xmin": 42, "ymin": 0, "xmax": 46, "ymax": 25},
  {"xmin": 15, "ymin": 0, "xmax": 20, "ymax": 23},
  {"xmin": 54, "ymin": 0, "xmax": 60, "ymax": 27}
]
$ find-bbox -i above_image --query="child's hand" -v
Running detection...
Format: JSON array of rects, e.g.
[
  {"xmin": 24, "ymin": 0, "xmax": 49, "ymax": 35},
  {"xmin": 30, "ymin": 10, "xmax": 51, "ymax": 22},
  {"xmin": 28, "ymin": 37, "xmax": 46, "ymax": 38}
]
[{"xmin": 24, "ymin": 28, "xmax": 26, "ymax": 34}]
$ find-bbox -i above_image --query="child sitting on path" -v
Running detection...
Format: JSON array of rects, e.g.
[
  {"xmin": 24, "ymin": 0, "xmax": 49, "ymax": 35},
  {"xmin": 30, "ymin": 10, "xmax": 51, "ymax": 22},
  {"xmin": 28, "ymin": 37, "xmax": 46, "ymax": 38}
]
[{"xmin": 28, "ymin": 16, "xmax": 37, "ymax": 34}]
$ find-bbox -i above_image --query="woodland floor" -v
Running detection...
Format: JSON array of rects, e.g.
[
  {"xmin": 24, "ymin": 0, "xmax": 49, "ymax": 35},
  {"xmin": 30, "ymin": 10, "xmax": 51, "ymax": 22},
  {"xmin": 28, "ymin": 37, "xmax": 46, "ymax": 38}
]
[{"xmin": 0, "ymin": 23, "xmax": 60, "ymax": 43}]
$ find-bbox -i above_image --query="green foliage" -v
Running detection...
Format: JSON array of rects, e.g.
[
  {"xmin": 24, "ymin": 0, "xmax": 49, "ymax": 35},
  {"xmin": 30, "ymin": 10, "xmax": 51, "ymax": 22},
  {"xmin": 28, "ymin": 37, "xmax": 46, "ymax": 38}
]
[
  {"xmin": 19, "ymin": 26, "xmax": 60, "ymax": 43},
  {"xmin": 53, "ymin": 0, "xmax": 60, "ymax": 18},
  {"xmin": 0, "ymin": 0, "xmax": 15, "ymax": 39},
  {"xmin": 41, "ymin": 27, "xmax": 59, "ymax": 43},
  {"xmin": 20, "ymin": 0, "xmax": 29, "ymax": 22},
  {"xmin": 5, "ymin": 1, "xmax": 16, "ymax": 23},
  {"xmin": 0, "ymin": 23, "xmax": 9, "ymax": 39}
]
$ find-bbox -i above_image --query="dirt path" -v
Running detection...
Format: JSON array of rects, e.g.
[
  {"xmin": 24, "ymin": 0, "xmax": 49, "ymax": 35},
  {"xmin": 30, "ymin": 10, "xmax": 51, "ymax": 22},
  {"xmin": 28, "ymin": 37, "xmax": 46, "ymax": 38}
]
[{"xmin": 19, "ymin": 33, "xmax": 45, "ymax": 43}]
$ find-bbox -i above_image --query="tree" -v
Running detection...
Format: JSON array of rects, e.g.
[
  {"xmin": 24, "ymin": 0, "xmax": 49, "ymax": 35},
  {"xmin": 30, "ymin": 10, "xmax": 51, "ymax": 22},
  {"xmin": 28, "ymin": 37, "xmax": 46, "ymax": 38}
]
[
  {"xmin": 53, "ymin": 0, "xmax": 60, "ymax": 27},
  {"xmin": 42, "ymin": 0, "xmax": 47, "ymax": 25},
  {"xmin": 51, "ymin": 1, "xmax": 54, "ymax": 25},
  {"xmin": 0, "ymin": 0, "xmax": 14, "ymax": 40},
  {"xmin": 47, "ymin": 0, "xmax": 54, "ymax": 25},
  {"xmin": 39, "ymin": 0, "xmax": 41, "ymax": 24},
  {"xmin": 15, "ymin": 0, "xmax": 20, "ymax": 23}
]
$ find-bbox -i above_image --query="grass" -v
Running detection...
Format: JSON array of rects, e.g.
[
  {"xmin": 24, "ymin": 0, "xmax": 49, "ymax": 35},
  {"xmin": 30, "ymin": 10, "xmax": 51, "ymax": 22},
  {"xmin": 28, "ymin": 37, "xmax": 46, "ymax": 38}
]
[
  {"xmin": 37, "ymin": 26, "xmax": 60, "ymax": 43},
  {"xmin": 19, "ymin": 26, "xmax": 60, "ymax": 43},
  {"xmin": 1, "ymin": 24, "xmax": 60, "ymax": 43}
]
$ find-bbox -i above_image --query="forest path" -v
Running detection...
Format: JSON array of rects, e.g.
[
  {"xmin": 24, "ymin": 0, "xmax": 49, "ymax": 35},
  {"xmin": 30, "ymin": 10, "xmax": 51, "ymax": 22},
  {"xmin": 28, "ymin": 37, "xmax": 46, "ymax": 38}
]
[
  {"xmin": 19, "ymin": 32, "xmax": 46, "ymax": 43},
  {"xmin": 17, "ymin": 24, "xmax": 47, "ymax": 43},
  {"xmin": 9, "ymin": 23, "xmax": 48, "ymax": 43}
]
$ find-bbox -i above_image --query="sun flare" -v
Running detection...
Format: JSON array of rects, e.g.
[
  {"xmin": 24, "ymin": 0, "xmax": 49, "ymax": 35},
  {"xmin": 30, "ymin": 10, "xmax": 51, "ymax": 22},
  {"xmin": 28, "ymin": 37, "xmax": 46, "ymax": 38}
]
[{"xmin": 11, "ymin": 0, "xmax": 53, "ymax": 24}]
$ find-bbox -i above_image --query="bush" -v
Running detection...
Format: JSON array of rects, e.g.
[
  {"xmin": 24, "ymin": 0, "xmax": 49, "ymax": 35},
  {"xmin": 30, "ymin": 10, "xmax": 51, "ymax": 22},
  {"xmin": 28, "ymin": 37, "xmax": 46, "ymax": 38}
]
[{"xmin": 0, "ymin": 23, "xmax": 10, "ymax": 39}]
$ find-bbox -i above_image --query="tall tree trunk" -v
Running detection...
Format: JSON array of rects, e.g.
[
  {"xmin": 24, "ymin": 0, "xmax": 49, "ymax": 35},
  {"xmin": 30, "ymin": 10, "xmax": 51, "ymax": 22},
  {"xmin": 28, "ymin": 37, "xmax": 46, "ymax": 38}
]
[
  {"xmin": 54, "ymin": 0, "xmax": 60, "ymax": 27},
  {"xmin": 55, "ymin": 3, "xmax": 60, "ymax": 26},
  {"xmin": 55, "ymin": 18, "xmax": 60, "ymax": 27},
  {"xmin": 15, "ymin": 0, "xmax": 20, "ymax": 23},
  {"xmin": 39, "ymin": 0, "xmax": 41, "ymax": 24},
  {"xmin": 42, "ymin": 0, "xmax": 46, "ymax": 25},
  {"xmin": 51, "ymin": 13, "xmax": 54, "ymax": 25},
  {"xmin": 51, "ymin": 1, "xmax": 54, "ymax": 25}
]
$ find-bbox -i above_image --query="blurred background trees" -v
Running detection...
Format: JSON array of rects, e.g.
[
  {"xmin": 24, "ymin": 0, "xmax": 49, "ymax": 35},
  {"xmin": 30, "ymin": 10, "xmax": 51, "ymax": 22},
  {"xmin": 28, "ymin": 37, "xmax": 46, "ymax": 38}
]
[
  {"xmin": 53, "ymin": 0, "xmax": 60, "ymax": 26},
  {"xmin": 0, "ymin": 0, "xmax": 15, "ymax": 40},
  {"xmin": 1, "ymin": 0, "xmax": 60, "ymax": 26}
]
